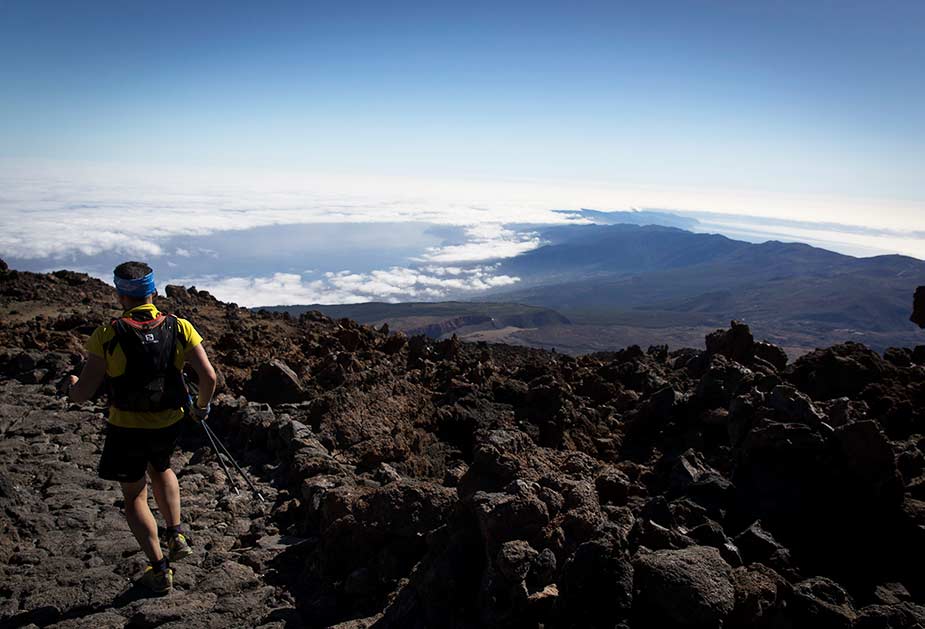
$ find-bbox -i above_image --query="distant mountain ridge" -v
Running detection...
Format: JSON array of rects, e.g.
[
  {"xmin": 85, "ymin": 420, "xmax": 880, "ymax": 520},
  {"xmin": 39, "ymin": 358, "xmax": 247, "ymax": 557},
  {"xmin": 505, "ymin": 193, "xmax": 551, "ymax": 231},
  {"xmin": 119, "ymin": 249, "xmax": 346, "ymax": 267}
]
[
  {"xmin": 256, "ymin": 224, "xmax": 925, "ymax": 355},
  {"xmin": 484, "ymin": 223, "xmax": 925, "ymax": 353}
]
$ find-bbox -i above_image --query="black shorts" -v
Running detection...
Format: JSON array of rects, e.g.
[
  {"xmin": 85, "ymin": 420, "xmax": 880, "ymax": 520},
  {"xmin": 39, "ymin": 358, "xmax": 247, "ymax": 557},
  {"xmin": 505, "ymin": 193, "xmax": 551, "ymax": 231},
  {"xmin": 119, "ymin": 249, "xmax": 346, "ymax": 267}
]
[{"xmin": 98, "ymin": 421, "xmax": 183, "ymax": 483}]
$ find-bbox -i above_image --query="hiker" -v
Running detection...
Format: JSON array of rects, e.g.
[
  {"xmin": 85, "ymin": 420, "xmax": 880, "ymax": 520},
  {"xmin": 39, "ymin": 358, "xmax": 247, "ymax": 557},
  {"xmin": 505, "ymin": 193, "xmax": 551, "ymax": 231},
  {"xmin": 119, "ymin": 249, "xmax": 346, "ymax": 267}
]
[{"xmin": 64, "ymin": 261, "xmax": 217, "ymax": 594}]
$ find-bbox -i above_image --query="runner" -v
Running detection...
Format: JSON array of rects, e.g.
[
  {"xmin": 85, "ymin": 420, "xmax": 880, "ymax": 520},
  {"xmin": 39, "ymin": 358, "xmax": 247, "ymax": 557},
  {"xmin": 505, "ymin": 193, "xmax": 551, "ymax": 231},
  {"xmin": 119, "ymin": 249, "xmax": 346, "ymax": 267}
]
[{"xmin": 66, "ymin": 261, "xmax": 217, "ymax": 594}]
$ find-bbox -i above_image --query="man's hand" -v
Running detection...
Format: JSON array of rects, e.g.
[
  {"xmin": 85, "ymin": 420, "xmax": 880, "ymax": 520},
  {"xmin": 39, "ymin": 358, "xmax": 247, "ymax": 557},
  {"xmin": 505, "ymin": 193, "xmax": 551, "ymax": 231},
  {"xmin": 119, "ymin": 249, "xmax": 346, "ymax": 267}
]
[
  {"xmin": 190, "ymin": 402, "xmax": 210, "ymax": 422},
  {"xmin": 56, "ymin": 375, "xmax": 79, "ymax": 397},
  {"xmin": 67, "ymin": 355, "xmax": 106, "ymax": 403}
]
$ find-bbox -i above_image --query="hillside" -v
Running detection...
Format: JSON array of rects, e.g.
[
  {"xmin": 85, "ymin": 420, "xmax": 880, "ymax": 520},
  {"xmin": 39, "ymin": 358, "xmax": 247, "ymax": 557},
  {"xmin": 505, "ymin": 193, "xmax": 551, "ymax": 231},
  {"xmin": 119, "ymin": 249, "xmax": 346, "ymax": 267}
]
[
  {"xmin": 485, "ymin": 224, "xmax": 925, "ymax": 354},
  {"xmin": 3, "ymin": 262, "xmax": 925, "ymax": 628},
  {"xmin": 259, "ymin": 301, "xmax": 571, "ymax": 341}
]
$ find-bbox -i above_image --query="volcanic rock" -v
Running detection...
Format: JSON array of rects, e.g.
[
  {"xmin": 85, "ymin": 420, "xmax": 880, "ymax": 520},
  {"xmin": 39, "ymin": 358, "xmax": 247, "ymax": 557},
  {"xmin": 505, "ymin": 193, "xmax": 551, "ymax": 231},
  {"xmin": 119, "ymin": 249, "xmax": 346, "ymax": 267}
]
[
  {"xmin": 790, "ymin": 576, "xmax": 857, "ymax": 629},
  {"xmin": 633, "ymin": 545, "xmax": 736, "ymax": 628},
  {"xmin": 912, "ymin": 286, "xmax": 925, "ymax": 328},
  {"xmin": 245, "ymin": 359, "xmax": 304, "ymax": 403},
  {"xmin": 706, "ymin": 320, "xmax": 755, "ymax": 364},
  {"xmin": 557, "ymin": 538, "xmax": 634, "ymax": 626},
  {"xmin": 3, "ymin": 266, "xmax": 925, "ymax": 628}
]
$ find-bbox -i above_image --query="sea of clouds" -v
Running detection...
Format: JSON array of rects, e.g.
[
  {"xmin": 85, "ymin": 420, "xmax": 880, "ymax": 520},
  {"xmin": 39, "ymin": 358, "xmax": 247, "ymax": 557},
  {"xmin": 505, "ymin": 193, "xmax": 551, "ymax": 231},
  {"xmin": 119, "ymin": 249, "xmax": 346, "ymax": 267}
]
[{"xmin": 2, "ymin": 160, "xmax": 923, "ymax": 307}]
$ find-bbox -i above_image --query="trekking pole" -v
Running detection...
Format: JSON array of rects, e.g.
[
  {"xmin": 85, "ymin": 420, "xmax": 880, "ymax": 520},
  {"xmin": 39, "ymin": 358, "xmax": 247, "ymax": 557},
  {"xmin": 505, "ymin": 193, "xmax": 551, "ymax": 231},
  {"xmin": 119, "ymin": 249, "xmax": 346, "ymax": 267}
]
[
  {"xmin": 200, "ymin": 419, "xmax": 266, "ymax": 502},
  {"xmin": 182, "ymin": 379, "xmax": 240, "ymax": 495},
  {"xmin": 182, "ymin": 375, "xmax": 264, "ymax": 502},
  {"xmin": 194, "ymin": 397, "xmax": 241, "ymax": 495}
]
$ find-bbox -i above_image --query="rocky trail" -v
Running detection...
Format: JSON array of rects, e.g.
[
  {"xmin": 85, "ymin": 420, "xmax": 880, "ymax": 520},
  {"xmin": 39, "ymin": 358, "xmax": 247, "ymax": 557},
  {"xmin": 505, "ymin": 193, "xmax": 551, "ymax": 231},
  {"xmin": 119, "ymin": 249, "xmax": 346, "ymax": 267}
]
[
  {"xmin": 3, "ymin": 264, "xmax": 925, "ymax": 628},
  {"xmin": 0, "ymin": 379, "xmax": 304, "ymax": 628}
]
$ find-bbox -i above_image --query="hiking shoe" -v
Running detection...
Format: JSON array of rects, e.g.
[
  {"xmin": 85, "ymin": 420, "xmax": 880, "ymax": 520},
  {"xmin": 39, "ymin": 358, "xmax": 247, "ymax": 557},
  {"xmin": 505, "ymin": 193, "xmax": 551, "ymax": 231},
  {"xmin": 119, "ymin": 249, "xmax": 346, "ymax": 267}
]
[
  {"xmin": 140, "ymin": 565, "xmax": 173, "ymax": 594},
  {"xmin": 168, "ymin": 533, "xmax": 193, "ymax": 562}
]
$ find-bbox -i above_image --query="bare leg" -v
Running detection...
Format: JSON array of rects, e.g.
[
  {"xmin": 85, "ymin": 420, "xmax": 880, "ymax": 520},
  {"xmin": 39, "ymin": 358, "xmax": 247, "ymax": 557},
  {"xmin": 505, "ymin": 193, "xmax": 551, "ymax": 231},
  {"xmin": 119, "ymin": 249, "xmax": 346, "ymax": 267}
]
[
  {"xmin": 148, "ymin": 465, "xmax": 181, "ymax": 528},
  {"xmin": 121, "ymin": 478, "xmax": 163, "ymax": 563}
]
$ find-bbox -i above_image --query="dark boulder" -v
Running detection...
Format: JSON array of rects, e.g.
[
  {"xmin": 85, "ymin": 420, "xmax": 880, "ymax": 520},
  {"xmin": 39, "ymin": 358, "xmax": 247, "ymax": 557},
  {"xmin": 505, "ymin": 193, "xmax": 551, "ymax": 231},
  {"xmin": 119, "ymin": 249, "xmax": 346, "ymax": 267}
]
[
  {"xmin": 789, "ymin": 577, "xmax": 857, "ymax": 629},
  {"xmin": 786, "ymin": 343, "xmax": 893, "ymax": 400},
  {"xmin": 633, "ymin": 545, "xmax": 735, "ymax": 628},
  {"xmin": 728, "ymin": 563, "xmax": 791, "ymax": 628},
  {"xmin": 754, "ymin": 341, "xmax": 788, "ymax": 371},
  {"xmin": 706, "ymin": 321, "xmax": 755, "ymax": 364},
  {"xmin": 733, "ymin": 521, "xmax": 792, "ymax": 574},
  {"xmin": 912, "ymin": 287, "xmax": 925, "ymax": 328},
  {"xmin": 557, "ymin": 538, "xmax": 634, "ymax": 627},
  {"xmin": 855, "ymin": 602, "xmax": 925, "ymax": 629},
  {"xmin": 767, "ymin": 384, "xmax": 825, "ymax": 424},
  {"xmin": 245, "ymin": 359, "xmax": 304, "ymax": 403},
  {"xmin": 164, "ymin": 284, "xmax": 193, "ymax": 303},
  {"xmin": 381, "ymin": 331, "xmax": 407, "ymax": 355}
]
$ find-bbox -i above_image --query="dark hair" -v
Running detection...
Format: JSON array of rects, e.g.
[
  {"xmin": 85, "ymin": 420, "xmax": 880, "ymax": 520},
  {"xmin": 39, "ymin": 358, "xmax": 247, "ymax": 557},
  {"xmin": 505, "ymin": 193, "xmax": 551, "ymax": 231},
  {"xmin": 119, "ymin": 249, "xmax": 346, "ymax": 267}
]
[{"xmin": 114, "ymin": 261, "xmax": 153, "ymax": 280}]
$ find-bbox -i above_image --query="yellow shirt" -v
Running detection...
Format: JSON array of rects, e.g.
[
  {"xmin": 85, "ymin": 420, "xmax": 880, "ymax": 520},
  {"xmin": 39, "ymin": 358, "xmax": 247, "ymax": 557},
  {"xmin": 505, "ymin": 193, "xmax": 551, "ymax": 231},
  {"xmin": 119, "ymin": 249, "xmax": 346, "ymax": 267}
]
[{"xmin": 86, "ymin": 304, "xmax": 203, "ymax": 428}]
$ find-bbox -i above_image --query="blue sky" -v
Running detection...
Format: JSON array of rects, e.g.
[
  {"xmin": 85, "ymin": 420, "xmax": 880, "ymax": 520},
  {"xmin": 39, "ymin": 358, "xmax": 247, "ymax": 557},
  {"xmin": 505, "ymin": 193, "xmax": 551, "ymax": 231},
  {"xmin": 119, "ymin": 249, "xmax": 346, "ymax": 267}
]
[
  {"xmin": 2, "ymin": 0, "xmax": 922, "ymax": 199},
  {"xmin": 1, "ymin": 1, "xmax": 924, "ymax": 304}
]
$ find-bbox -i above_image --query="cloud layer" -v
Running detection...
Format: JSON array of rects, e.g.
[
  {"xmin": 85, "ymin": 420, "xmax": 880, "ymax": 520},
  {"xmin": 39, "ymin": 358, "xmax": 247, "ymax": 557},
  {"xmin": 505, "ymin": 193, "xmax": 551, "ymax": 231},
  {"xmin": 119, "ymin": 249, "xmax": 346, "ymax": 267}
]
[
  {"xmin": 4, "ymin": 160, "xmax": 923, "ymax": 263},
  {"xmin": 167, "ymin": 265, "xmax": 520, "ymax": 307}
]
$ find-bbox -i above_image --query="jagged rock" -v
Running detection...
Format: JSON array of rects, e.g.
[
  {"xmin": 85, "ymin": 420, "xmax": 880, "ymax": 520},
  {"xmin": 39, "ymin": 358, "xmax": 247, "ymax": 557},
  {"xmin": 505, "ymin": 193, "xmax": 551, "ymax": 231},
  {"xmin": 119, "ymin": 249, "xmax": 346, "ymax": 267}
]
[
  {"xmin": 669, "ymin": 449, "xmax": 716, "ymax": 495},
  {"xmin": 381, "ymin": 331, "xmax": 407, "ymax": 355},
  {"xmin": 767, "ymin": 384, "xmax": 825, "ymax": 424},
  {"xmin": 790, "ymin": 577, "xmax": 857, "ymax": 629},
  {"xmin": 596, "ymin": 467, "xmax": 631, "ymax": 506},
  {"xmin": 833, "ymin": 420, "xmax": 904, "ymax": 509},
  {"xmin": 912, "ymin": 345, "xmax": 925, "ymax": 365},
  {"xmin": 472, "ymin": 485, "xmax": 550, "ymax": 552},
  {"xmin": 165, "ymin": 284, "xmax": 193, "ymax": 303},
  {"xmin": 0, "ymin": 258, "xmax": 7, "ymax": 272},
  {"xmin": 753, "ymin": 341, "xmax": 788, "ymax": 371},
  {"xmin": 733, "ymin": 521, "xmax": 792, "ymax": 573},
  {"xmin": 4, "ymin": 266, "xmax": 925, "ymax": 628},
  {"xmin": 855, "ymin": 602, "xmax": 925, "ymax": 629},
  {"xmin": 497, "ymin": 539, "xmax": 538, "ymax": 581},
  {"xmin": 912, "ymin": 287, "xmax": 925, "ymax": 328},
  {"xmin": 245, "ymin": 359, "xmax": 304, "ymax": 403},
  {"xmin": 884, "ymin": 347, "xmax": 913, "ymax": 368},
  {"xmin": 706, "ymin": 321, "xmax": 755, "ymax": 364},
  {"xmin": 728, "ymin": 563, "xmax": 790, "ymax": 628},
  {"xmin": 819, "ymin": 397, "xmax": 869, "ymax": 427},
  {"xmin": 873, "ymin": 582, "xmax": 913, "ymax": 606},
  {"xmin": 696, "ymin": 356, "xmax": 754, "ymax": 407},
  {"xmin": 633, "ymin": 545, "xmax": 736, "ymax": 627},
  {"xmin": 557, "ymin": 538, "xmax": 634, "ymax": 626},
  {"xmin": 786, "ymin": 343, "xmax": 893, "ymax": 400}
]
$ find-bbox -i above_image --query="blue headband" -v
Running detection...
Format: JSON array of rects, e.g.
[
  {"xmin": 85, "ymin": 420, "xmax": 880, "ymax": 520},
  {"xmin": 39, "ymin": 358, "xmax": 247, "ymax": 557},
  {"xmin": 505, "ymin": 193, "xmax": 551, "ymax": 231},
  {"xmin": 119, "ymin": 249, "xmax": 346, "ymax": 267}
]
[{"xmin": 114, "ymin": 271, "xmax": 156, "ymax": 297}]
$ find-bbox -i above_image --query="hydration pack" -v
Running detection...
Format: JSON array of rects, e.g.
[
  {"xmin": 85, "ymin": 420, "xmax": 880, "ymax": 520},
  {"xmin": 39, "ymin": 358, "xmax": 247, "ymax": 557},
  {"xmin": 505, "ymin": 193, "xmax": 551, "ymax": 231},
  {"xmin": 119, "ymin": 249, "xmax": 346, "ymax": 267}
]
[{"xmin": 105, "ymin": 312, "xmax": 187, "ymax": 412}]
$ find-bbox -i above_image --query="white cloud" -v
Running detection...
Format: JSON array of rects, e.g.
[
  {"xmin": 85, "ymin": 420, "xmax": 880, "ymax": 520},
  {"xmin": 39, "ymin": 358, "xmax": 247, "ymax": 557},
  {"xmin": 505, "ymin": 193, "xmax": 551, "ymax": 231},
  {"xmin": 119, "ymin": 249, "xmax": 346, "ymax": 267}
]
[
  {"xmin": 1, "ymin": 159, "xmax": 923, "ymax": 261},
  {"xmin": 415, "ymin": 224, "xmax": 542, "ymax": 263},
  {"xmin": 167, "ymin": 265, "xmax": 521, "ymax": 307}
]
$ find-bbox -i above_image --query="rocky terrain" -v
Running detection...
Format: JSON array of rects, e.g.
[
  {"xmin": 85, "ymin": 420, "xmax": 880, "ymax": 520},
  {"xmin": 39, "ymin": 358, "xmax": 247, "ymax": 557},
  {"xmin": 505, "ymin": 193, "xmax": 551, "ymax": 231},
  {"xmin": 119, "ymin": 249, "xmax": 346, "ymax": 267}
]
[{"xmin": 2, "ymin": 261, "xmax": 925, "ymax": 628}]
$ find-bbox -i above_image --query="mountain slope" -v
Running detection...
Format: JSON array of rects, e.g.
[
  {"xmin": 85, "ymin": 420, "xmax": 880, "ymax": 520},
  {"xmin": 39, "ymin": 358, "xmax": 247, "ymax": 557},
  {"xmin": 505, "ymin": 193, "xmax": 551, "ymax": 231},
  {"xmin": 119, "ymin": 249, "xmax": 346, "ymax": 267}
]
[
  {"xmin": 486, "ymin": 224, "xmax": 925, "ymax": 352},
  {"xmin": 259, "ymin": 301, "xmax": 571, "ymax": 340}
]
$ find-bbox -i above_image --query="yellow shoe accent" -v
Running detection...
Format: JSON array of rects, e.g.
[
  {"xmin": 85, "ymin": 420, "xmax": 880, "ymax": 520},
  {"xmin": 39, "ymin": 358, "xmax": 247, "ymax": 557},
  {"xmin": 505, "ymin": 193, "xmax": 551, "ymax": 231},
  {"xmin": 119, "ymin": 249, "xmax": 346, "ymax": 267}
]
[
  {"xmin": 168, "ymin": 533, "xmax": 193, "ymax": 562},
  {"xmin": 140, "ymin": 565, "xmax": 173, "ymax": 594}
]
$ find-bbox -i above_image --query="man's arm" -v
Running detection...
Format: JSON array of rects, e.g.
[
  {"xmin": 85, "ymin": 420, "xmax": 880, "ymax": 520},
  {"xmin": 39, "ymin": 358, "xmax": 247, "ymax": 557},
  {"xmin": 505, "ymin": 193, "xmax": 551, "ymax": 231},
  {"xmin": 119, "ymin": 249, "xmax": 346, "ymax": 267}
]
[
  {"xmin": 185, "ymin": 344, "xmax": 217, "ymax": 408},
  {"xmin": 67, "ymin": 354, "xmax": 107, "ymax": 403}
]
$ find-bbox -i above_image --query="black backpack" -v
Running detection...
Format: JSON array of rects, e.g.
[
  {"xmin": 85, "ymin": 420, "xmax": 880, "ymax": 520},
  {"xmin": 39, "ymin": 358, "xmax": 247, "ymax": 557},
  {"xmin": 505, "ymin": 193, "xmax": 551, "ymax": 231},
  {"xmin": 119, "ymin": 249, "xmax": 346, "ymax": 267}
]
[{"xmin": 105, "ymin": 312, "xmax": 187, "ymax": 412}]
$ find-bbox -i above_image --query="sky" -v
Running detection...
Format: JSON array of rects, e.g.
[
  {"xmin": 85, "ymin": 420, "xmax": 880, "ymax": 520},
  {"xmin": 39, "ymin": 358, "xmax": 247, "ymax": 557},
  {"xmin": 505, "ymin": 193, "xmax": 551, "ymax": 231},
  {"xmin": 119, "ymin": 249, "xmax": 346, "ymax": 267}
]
[{"xmin": 1, "ymin": 0, "xmax": 924, "ymax": 305}]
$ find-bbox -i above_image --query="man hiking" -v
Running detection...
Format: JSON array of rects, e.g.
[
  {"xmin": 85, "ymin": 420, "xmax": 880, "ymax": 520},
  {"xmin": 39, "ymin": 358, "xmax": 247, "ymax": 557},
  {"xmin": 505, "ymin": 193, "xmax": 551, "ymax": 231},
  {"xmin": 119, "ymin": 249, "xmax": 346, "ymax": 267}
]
[{"xmin": 65, "ymin": 261, "xmax": 217, "ymax": 594}]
